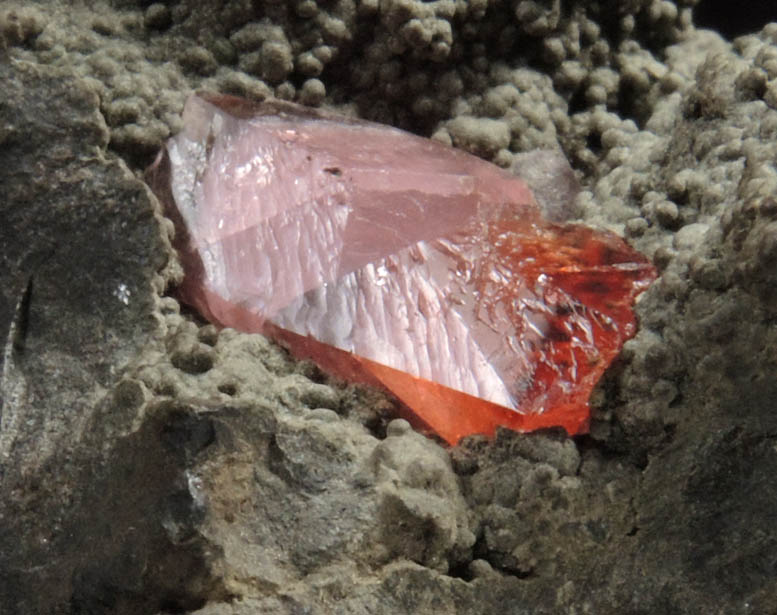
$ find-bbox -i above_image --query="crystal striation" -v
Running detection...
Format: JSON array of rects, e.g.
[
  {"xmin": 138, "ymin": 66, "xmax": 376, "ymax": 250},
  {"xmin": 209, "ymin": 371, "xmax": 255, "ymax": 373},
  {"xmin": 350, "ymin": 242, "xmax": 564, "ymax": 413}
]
[{"xmin": 147, "ymin": 93, "xmax": 656, "ymax": 445}]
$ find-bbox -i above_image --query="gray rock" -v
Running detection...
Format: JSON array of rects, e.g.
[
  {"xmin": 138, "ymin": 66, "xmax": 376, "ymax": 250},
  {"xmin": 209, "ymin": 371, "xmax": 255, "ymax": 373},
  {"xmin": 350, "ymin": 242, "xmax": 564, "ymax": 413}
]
[
  {"xmin": 0, "ymin": 58, "xmax": 173, "ymax": 612},
  {"xmin": 3, "ymin": 1, "xmax": 777, "ymax": 614}
]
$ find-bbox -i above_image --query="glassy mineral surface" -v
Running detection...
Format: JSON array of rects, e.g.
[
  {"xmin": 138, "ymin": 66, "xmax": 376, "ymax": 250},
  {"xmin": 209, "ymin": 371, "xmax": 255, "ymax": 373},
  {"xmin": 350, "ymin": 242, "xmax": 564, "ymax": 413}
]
[{"xmin": 147, "ymin": 92, "xmax": 656, "ymax": 444}]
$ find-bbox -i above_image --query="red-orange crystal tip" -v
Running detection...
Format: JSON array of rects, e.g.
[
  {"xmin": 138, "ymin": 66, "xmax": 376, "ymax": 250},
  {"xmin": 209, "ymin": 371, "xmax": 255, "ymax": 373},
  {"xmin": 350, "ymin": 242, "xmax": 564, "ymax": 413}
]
[{"xmin": 146, "ymin": 92, "xmax": 657, "ymax": 445}]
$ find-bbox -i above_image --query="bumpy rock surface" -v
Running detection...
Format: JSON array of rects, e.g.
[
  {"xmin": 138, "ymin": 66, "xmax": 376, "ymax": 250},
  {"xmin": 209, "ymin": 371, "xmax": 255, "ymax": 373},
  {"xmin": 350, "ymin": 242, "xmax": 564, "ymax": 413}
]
[{"xmin": 1, "ymin": 0, "xmax": 777, "ymax": 614}]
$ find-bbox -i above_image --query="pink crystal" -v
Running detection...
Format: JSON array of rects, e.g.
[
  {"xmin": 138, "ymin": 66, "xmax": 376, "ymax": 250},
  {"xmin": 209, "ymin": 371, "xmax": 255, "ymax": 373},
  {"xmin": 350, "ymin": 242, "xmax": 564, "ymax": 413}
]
[{"xmin": 147, "ymin": 93, "xmax": 656, "ymax": 445}]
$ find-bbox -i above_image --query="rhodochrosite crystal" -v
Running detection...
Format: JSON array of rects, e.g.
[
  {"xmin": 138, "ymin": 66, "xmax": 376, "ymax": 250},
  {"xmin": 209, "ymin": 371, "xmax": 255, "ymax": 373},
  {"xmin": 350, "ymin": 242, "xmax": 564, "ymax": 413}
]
[{"xmin": 147, "ymin": 92, "xmax": 656, "ymax": 445}]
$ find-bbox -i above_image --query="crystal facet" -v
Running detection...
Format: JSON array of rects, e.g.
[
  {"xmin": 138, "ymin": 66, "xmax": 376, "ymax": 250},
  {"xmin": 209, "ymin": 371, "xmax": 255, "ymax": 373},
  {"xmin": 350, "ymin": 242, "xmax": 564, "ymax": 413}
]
[{"xmin": 147, "ymin": 93, "xmax": 656, "ymax": 444}]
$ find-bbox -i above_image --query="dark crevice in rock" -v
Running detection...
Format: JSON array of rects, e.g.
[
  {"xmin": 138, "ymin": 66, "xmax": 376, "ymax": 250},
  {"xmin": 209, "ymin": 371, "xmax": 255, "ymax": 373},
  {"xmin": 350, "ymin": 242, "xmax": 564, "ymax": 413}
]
[
  {"xmin": 446, "ymin": 559, "xmax": 475, "ymax": 582},
  {"xmin": 616, "ymin": 78, "xmax": 651, "ymax": 129},
  {"xmin": 217, "ymin": 382, "xmax": 238, "ymax": 396},
  {"xmin": 339, "ymin": 385, "xmax": 395, "ymax": 440},
  {"xmin": 157, "ymin": 402, "xmax": 218, "ymax": 463},
  {"xmin": 470, "ymin": 527, "xmax": 534, "ymax": 581},
  {"xmin": 585, "ymin": 130, "xmax": 603, "ymax": 155},
  {"xmin": 8, "ymin": 275, "xmax": 33, "ymax": 356},
  {"xmin": 572, "ymin": 433, "xmax": 629, "ymax": 467}
]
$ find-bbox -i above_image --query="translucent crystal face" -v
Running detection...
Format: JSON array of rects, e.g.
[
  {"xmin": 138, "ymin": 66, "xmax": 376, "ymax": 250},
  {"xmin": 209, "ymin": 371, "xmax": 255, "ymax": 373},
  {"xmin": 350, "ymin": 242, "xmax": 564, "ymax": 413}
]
[{"xmin": 148, "ymin": 93, "xmax": 656, "ymax": 444}]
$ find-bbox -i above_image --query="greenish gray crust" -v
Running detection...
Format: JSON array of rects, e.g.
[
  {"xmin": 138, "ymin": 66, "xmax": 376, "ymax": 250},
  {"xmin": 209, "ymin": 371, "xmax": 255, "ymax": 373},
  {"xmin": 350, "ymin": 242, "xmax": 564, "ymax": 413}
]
[{"xmin": 2, "ymin": 1, "xmax": 777, "ymax": 614}]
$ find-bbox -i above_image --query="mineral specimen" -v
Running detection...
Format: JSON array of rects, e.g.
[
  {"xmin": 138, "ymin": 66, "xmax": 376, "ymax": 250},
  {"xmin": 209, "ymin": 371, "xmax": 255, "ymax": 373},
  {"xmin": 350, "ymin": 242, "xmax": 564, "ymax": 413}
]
[{"xmin": 147, "ymin": 92, "xmax": 656, "ymax": 445}]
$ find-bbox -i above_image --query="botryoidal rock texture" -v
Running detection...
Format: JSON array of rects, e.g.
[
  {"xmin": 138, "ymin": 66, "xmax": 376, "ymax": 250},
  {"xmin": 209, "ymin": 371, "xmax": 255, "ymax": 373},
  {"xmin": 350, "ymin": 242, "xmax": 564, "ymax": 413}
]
[{"xmin": 1, "ymin": 0, "xmax": 777, "ymax": 614}]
